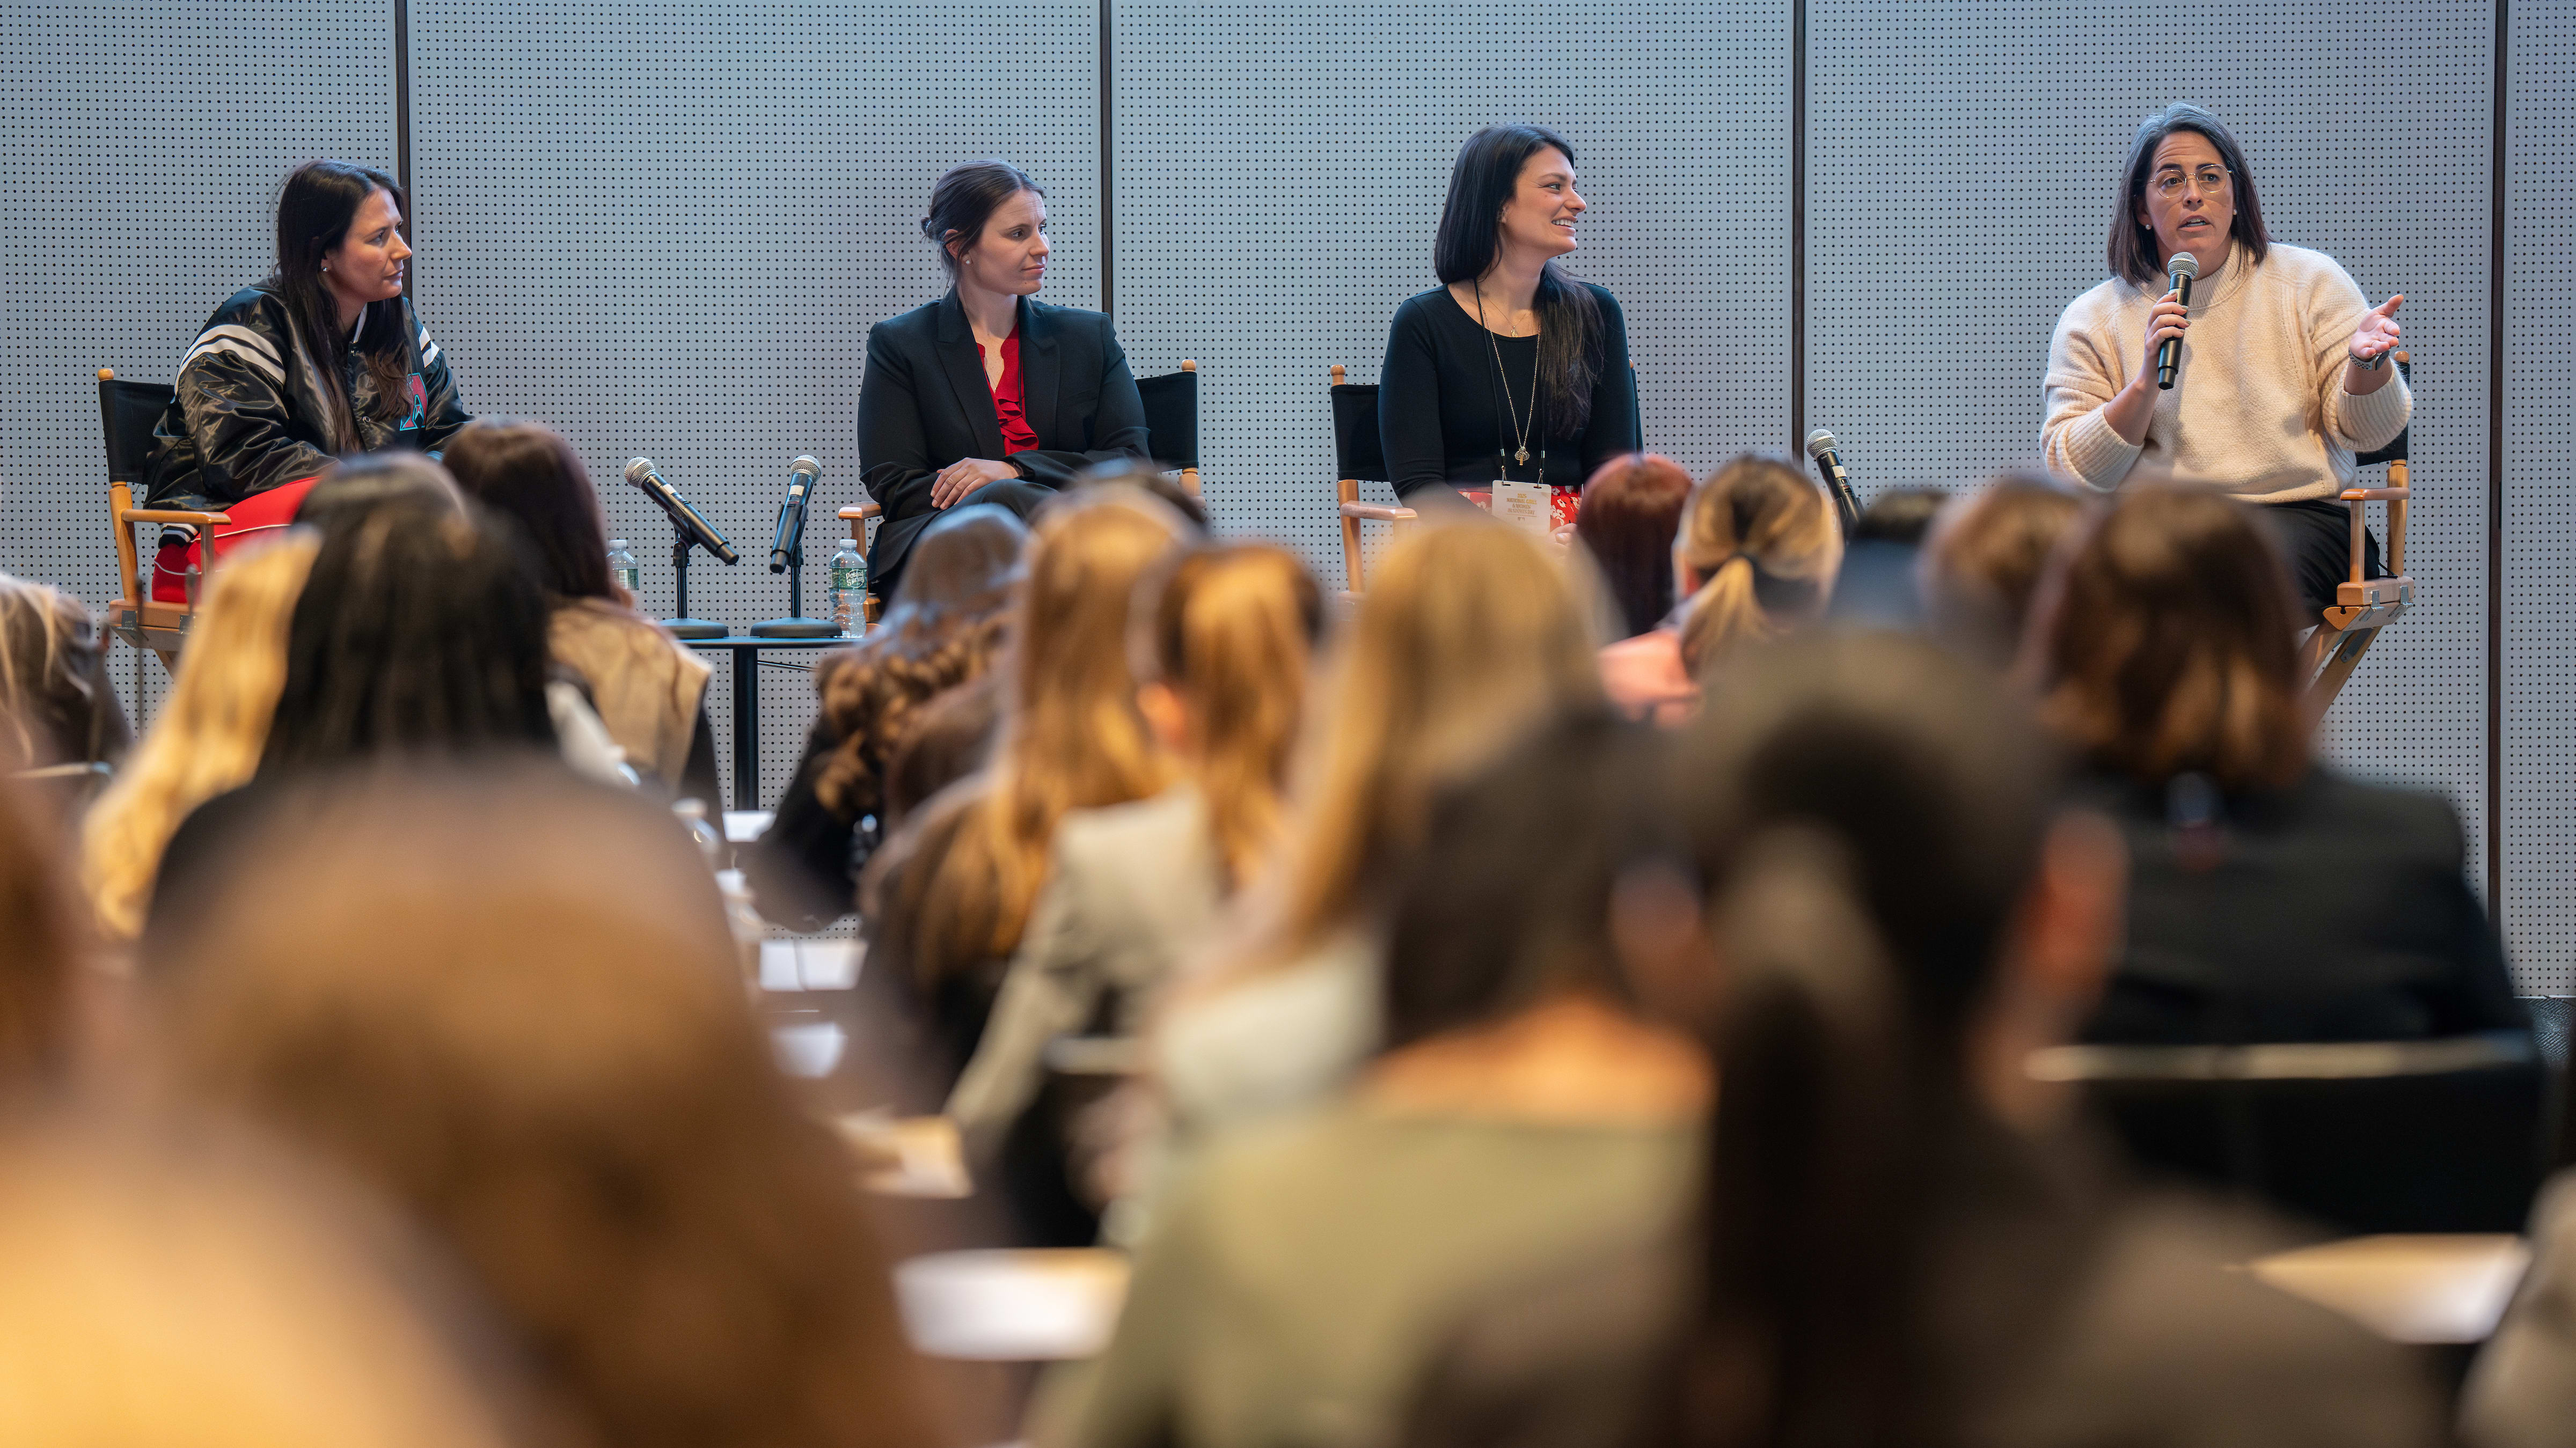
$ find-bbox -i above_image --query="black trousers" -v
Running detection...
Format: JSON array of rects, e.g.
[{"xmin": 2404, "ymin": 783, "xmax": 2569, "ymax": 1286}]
[
  {"xmin": 873, "ymin": 476, "xmax": 1057, "ymax": 599},
  {"xmin": 2257, "ymin": 497, "xmax": 2382, "ymax": 621}
]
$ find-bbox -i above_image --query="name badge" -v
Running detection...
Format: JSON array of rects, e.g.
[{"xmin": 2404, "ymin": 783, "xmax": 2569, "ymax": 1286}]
[{"xmin": 1491, "ymin": 478, "xmax": 1552, "ymax": 537}]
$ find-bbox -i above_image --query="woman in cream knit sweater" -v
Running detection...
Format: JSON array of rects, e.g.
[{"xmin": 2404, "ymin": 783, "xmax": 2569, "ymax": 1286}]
[{"xmin": 2044, "ymin": 103, "xmax": 2408, "ymax": 618}]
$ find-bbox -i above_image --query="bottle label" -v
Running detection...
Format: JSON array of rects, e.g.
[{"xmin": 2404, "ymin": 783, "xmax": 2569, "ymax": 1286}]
[
  {"xmin": 832, "ymin": 565, "xmax": 863, "ymax": 591},
  {"xmin": 614, "ymin": 567, "xmax": 640, "ymax": 592}
]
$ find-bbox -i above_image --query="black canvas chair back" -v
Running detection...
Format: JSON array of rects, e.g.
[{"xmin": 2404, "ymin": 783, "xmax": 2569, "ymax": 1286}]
[
  {"xmin": 99, "ymin": 376, "xmax": 173, "ymax": 484},
  {"xmin": 2041, "ymin": 1031, "xmax": 2547, "ymax": 1234},
  {"xmin": 1136, "ymin": 365, "xmax": 1198, "ymax": 472},
  {"xmin": 1331, "ymin": 381, "xmax": 1385, "ymax": 483}
]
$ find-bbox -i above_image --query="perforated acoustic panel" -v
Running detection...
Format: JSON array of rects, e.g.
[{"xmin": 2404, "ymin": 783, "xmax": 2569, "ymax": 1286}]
[
  {"xmin": 0, "ymin": 1, "xmax": 397, "ymax": 731},
  {"xmin": 2507, "ymin": 0, "xmax": 2575, "ymax": 991},
  {"xmin": 1110, "ymin": 0, "xmax": 1792, "ymax": 581},
  {"xmin": 411, "ymin": 0, "xmax": 1099, "ymax": 811},
  {"xmin": 1808, "ymin": 1, "xmax": 2499, "ymax": 942}
]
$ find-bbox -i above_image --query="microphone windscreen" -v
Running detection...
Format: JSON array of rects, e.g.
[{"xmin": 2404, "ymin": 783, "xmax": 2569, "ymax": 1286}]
[
  {"xmin": 790, "ymin": 455, "xmax": 824, "ymax": 482},
  {"xmin": 2166, "ymin": 252, "xmax": 2201, "ymax": 281},
  {"xmin": 624, "ymin": 458, "xmax": 657, "ymax": 486},
  {"xmin": 1805, "ymin": 430, "xmax": 1839, "ymax": 460}
]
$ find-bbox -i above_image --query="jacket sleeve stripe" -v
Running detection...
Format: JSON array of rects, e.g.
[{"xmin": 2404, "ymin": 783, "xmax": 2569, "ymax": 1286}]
[
  {"xmin": 182, "ymin": 338, "xmax": 288, "ymax": 388},
  {"xmin": 191, "ymin": 323, "xmax": 283, "ymax": 367}
]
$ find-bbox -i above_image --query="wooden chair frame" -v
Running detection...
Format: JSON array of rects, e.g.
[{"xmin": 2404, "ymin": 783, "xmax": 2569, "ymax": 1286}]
[
  {"xmin": 2302, "ymin": 351, "xmax": 2413, "ymax": 716},
  {"xmin": 98, "ymin": 369, "xmax": 229, "ymax": 666},
  {"xmin": 1329, "ymin": 364, "xmax": 1416, "ymax": 597}
]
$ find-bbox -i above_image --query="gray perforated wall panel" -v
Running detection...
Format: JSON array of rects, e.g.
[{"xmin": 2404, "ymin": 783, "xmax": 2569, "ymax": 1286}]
[
  {"xmin": 1109, "ymin": 0, "xmax": 1793, "ymax": 580},
  {"xmin": 0, "ymin": 1, "xmax": 398, "ymax": 731},
  {"xmin": 1808, "ymin": 2, "xmax": 2501, "ymax": 949},
  {"xmin": 2508, "ymin": 0, "xmax": 2574, "ymax": 991},
  {"xmin": 409, "ymin": 0, "xmax": 1100, "ymax": 811}
]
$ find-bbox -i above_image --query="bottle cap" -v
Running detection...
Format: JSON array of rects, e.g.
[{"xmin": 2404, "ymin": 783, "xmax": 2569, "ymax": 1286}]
[{"xmin": 608, "ymin": 539, "xmax": 628, "ymax": 549}]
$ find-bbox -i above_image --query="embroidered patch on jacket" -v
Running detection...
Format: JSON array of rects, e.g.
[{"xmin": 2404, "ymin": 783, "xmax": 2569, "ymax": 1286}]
[{"xmin": 399, "ymin": 373, "xmax": 427, "ymax": 430}]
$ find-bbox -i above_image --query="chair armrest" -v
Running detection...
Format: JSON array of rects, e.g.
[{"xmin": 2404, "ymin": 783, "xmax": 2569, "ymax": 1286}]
[
  {"xmin": 121, "ymin": 508, "xmax": 233, "ymax": 526},
  {"xmin": 2338, "ymin": 488, "xmax": 2410, "ymax": 502},
  {"xmin": 837, "ymin": 503, "xmax": 882, "ymax": 522},
  {"xmin": 1339, "ymin": 503, "xmax": 1418, "ymax": 524}
]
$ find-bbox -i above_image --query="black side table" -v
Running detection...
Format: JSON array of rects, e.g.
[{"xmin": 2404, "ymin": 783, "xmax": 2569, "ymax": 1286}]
[{"xmin": 685, "ymin": 636, "xmax": 851, "ymax": 809}]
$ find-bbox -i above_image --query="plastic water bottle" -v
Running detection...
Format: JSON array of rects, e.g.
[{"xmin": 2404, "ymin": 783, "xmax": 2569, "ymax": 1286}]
[
  {"xmin": 830, "ymin": 538, "xmax": 866, "ymax": 637},
  {"xmin": 607, "ymin": 539, "xmax": 640, "ymax": 599}
]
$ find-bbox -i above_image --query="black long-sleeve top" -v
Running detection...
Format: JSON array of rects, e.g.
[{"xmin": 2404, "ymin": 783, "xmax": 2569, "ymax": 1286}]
[{"xmin": 1378, "ymin": 282, "xmax": 1636, "ymax": 499}]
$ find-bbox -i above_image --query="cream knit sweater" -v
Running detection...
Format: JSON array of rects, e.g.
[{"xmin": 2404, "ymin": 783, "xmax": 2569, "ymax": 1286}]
[{"xmin": 2043, "ymin": 242, "xmax": 2411, "ymax": 504}]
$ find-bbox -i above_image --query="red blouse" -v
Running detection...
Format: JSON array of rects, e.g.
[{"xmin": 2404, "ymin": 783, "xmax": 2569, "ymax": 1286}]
[{"xmin": 988, "ymin": 327, "xmax": 1040, "ymax": 455}]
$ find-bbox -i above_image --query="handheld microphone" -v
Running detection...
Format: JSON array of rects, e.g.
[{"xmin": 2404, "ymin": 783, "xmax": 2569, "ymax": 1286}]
[
  {"xmin": 767, "ymin": 455, "xmax": 823, "ymax": 573},
  {"xmin": 2155, "ymin": 252, "xmax": 2200, "ymax": 391},
  {"xmin": 624, "ymin": 458, "xmax": 740, "ymax": 565},
  {"xmin": 1804, "ymin": 430, "xmax": 1862, "ymax": 533}
]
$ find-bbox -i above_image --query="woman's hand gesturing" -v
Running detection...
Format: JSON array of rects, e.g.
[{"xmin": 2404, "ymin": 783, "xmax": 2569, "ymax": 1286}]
[{"xmin": 2350, "ymin": 295, "xmax": 2405, "ymax": 364}]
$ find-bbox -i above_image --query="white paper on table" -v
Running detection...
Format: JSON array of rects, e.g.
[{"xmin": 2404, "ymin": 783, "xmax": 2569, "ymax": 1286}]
[
  {"xmin": 758, "ymin": 940, "xmax": 803, "ymax": 993},
  {"xmin": 1491, "ymin": 478, "xmax": 1552, "ymax": 536}
]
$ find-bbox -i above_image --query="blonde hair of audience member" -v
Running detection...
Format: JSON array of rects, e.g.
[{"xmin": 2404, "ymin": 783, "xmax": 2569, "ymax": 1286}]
[
  {"xmin": 1135, "ymin": 544, "xmax": 1325, "ymax": 891},
  {"xmin": 2031, "ymin": 483, "xmax": 2307, "ymax": 794},
  {"xmin": 0, "ymin": 1115, "xmax": 526, "ymax": 1448},
  {"xmin": 1673, "ymin": 457, "xmax": 1840, "ymax": 677},
  {"xmin": 147, "ymin": 763, "xmax": 941, "ymax": 1448},
  {"xmin": 80, "ymin": 534, "xmax": 318, "ymax": 941},
  {"xmin": 1920, "ymin": 473, "xmax": 2090, "ymax": 658},
  {"xmin": 1263, "ymin": 520, "xmax": 1604, "ymax": 966},
  {"xmin": 892, "ymin": 488, "xmax": 1185, "ymax": 986}
]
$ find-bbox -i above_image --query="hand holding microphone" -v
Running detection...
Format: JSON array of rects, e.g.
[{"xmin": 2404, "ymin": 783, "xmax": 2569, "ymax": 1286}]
[{"xmin": 2150, "ymin": 252, "xmax": 2199, "ymax": 391}]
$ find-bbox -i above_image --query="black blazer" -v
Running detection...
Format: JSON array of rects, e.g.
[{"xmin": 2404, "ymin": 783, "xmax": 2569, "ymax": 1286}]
[
  {"xmin": 2078, "ymin": 766, "xmax": 2525, "ymax": 1046},
  {"xmin": 857, "ymin": 291, "xmax": 1150, "ymax": 585}
]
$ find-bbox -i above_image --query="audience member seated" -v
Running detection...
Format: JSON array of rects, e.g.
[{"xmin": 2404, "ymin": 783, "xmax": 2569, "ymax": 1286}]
[
  {"xmin": 0, "ymin": 776, "xmax": 81, "ymax": 1082},
  {"xmin": 1599, "ymin": 455, "xmax": 1838, "ymax": 725},
  {"xmin": 0, "ymin": 575, "xmax": 129, "ymax": 812},
  {"xmin": 1147, "ymin": 519, "xmax": 1606, "ymax": 1173},
  {"xmin": 1402, "ymin": 631, "xmax": 2447, "ymax": 1448},
  {"xmin": 946, "ymin": 543, "xmax": 1322, "ymax": 1179},
  {"xmin": 1919, "ymin": 472, "xmax": 2089, "ymax": 662},
  {"xmin": 861, "ymin": 488, "xmax": 1188, "ymax": 1094},
  {"xmin": 1827, "ymin": 483, "xmax": 1949, "ymax": 626},
  {"xmin": 292, "ymin": 450, "xmax": 465, "ymax": 533},
  {"xmin": 149, "ymin": 497, "xmax": 582, "ymax": 916},
  {"xmin": 445, "ymin": 420, "xmax": 718, "ymax": 798},
  {"xmin": 1069, "ymin": 459, "xmax": 1211, "ymax": 534},
  {"xmin": 82, "ymin": 535, "xmax": 317, "ymax": 942},
  {"xmin": 748, "ymin": 504, "xmax": 1027, "ymax": 931},
  {"xmin": 2032, "ymin": 483, "xmax": 2523, "ymax": 1045},
  {"xmin": 1852, "ymin": 484, "xmax": 1949, "ymax": 545},
  {"xmin": 1572, "ymin": 454, "xmax": 1692, "ymax": 640},
  {"xmin": 0, "ymin": 1111, "xmax": 526, "ymax": 1448},
  {"xmin": 144, "ymin": 761, "xmax": 940, "ymax": 1448},
  {"xmin": 1062, "ymin": 711, "xmax": 1706, "ymax": 1448}
]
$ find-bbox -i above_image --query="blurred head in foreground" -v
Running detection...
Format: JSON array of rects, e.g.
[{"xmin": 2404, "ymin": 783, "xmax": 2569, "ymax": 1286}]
[
  {"xmin": 1919, "ymin": 474, "xmax": 2088, "ymax": 664},
  {"xmin": 1576, "ymin": 454, "xmax": 1694, "ymax": 640},
  {"xmin": 0, "ymin": 775, "xmax": 83, "ymax": 1086},
  {"xmin": 0, "ymin": 1111, "xmax": 524, "ymax": 1448},
  {"xmin": 145, "ymin": 762, "xmax": 939, "ymax": 1448},
  {"xmin": 1674, "ymin": 457, "xmax": 1841, "ymax": 677}
]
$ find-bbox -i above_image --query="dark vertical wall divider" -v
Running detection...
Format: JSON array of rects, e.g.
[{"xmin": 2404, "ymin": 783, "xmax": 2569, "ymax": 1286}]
[{"xmin": 3, "ymin": 1, "xmax": 2567, "ymax": 987}]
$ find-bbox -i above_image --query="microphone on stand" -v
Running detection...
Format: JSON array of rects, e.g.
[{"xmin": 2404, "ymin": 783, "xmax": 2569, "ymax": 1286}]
[
  {"xmin": 2155, "ymin": 251, "xmax": 2200, "ymax": 391},
  {"xmin": 1804, "ymin": 430, "xmax": 1862, "ymax": 534},
  {"xmin": 625, "ymin": 458, "xmax": 740, "ymax": 565},
  {"xmin": 768, "ymin": 455, "xmax": 823, "ymax": 574}
]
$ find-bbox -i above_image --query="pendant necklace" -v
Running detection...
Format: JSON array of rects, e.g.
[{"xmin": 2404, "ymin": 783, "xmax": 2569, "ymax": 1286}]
[{"xmin": 1475, "ymin": 285, "xmax": 1542, "ymax": 477}]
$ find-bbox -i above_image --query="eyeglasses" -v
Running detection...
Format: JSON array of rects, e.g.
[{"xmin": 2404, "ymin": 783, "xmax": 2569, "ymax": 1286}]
[{"xmin": 2152, "ymin": 166, "xmax": 2233, "ymax": 201}]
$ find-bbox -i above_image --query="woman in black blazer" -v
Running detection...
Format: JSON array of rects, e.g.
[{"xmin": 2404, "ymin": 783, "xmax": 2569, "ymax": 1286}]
[{"xmin": 858, "ymin": 160, "xmax": 1150, "ymax": 597}]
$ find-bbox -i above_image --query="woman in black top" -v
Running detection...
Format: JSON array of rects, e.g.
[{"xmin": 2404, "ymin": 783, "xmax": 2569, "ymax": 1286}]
[
  {"xmin": 1379, "ymin": 126, "xmax": 1637, "ymax": 505},
  {"xmin": 857, "ymin": 160, "xmax": 1150, "ymax": 598}
]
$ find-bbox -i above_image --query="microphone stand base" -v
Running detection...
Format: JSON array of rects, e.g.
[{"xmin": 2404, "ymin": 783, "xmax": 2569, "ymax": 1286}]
[
  {"xmin": 662, "ymin": 617, "xmax": 731, "ymax": 640},
  {"xmin": 748, "ymin": 617, "xmax": 841, "ymax": 640}
]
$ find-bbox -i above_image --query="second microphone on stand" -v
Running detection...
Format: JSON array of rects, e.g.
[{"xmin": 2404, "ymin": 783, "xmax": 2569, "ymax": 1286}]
[{"xmin": 751, "ymin": 454, "xmax": 839, "ymax": 638}]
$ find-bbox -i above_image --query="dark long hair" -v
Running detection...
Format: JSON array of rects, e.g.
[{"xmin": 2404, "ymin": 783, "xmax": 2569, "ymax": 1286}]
[
  {"xmin": 443, "ymin": 420, "xmax": 618, "ymax": 602},
  {"xmin": 263, "ymin": 496, "xmax": 557, "ymax": 771},
  {"xmin": 1577, "ymin": 453, "xmax": 1693, "ymax": 638},
  {"xmin": 1433, "ymin": 126, "xmax": 1604, "ymax": 440},
  {"xmin": 273, "ymin": 161, "xmax": 413, "ymax": 451},
  {"xmin": 2107, "ymin": 103, "xmax": 2271, "ymax": 288},
  {"xmin": 1672, "ymin": 632, "xmax": 2058, "ymax": 1448},
  {"xmin": 921, "ymin": 160, "xmax": 1043, "ymax": 276}
]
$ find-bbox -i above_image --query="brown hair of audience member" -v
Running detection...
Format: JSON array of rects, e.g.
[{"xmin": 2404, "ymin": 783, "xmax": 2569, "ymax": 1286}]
[
  {"xmin": 1849, "ymin": 486, "xmax": 1950, "ymax": 547},
  {"xmin": 83, "ymin": 536, "xmax": 318, "ymax": 940},
  {"xmin": 813, "ymin": 505, "xmax": 1026, "ymax": 820},
  {"xmin": 0, "ymin": 1113, "xmax": 529, "ymax": 1448},
  {"xmin": 2032, "ymin": 483, "xmax": 2307, "ymax": 793},
  {"xmin": 1138, "ymin": 543, "xmax": 1326, "ymax": 890},
  {"xmin": 1673, "ymin": 632, "xmax": 2060, "ymax": 1448},
  {"xmin": 1262, "ymin": 519, "xmax": 1604, "ymax": 965},
  {"xmin": 1675, "ymin": 457, "xmax": 1841, "ymax": 677},
  {"xmin": 0, "ymin": 776, "xmax": 80, "ymax": 1082},
  {"xmin": 1072, "ymin": 458, "xmax": 1211, "ymax": 533},
  {"xmin": 1919, "ymin": 473, "xmax": 2089, "ymax": 658},
  {"xmin": 147, "ymin": 762, "xmax": 941, "ymax": 1448},
  {"xmin": 0, "ymin": 574, "xmax": 128, "ymax": 781},
  {"xmin": 890, "ymin": 488, "xmax": 1185, "ymax": 988},
  {"xmin": 442, "ymin": 420, "xmax": 619, "ymax": 602},
  {"xmin": 1576, "ymin": 453, "xmax": 1694, "ymax": 639}
]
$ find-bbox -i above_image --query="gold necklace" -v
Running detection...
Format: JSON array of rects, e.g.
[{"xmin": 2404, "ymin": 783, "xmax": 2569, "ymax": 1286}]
[{"xmin": 1475, "ymin": 285, "xmax": 1539, "ymax": 468}]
